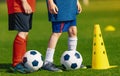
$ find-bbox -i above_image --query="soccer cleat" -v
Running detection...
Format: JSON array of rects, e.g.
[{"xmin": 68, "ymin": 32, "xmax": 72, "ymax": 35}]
[
  {"xmin": 10, "ymin": 63, "xmax": 30, "ymax": 73},
  {"xmin": 80, "ymin": 64, "xmax": 87, "ymax": 69},
  {"xmin": 42, "ymin": 62, "xmax": 62, "ymax": 72}
]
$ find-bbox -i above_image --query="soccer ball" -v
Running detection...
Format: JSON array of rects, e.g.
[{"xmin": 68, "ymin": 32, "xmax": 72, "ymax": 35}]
[
  {"xmin": 61, "ymin": 50, "xmax": 83, "ymax": 70},
  {"xmin": 22, "ymin": 50, "xmax": 43, "ymax": 72}
]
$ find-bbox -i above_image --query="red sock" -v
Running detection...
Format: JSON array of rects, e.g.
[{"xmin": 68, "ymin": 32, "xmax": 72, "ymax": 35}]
[{"xmin": 12, "ymin": 35, "xmax": 27, "ymax": 67}]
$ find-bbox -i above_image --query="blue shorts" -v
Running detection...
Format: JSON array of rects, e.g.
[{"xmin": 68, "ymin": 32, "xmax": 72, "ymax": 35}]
[
  {"xmin": 8, "ymin": 13, "xmax": 33, "ymax": 32},
  {"xmin": 52, "ymin": 20, "xmax": 76, "ymax": 33}
]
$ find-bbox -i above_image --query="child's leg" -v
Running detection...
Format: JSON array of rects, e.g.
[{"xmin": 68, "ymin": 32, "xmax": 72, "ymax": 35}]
[
  {"xmin": 43, "ymin": 33, "xmax": 63, "ymax": 72},
  {"xmin": 68, "ymin": 26, "xmax": 78, "ymax": 51},
  {"xmin": 44, "ymin": 33, "xmax": 62, "ymax": 64},
  {"xmin": 12, "ymin": 32, "xmax": 28, "ymax": 67}
]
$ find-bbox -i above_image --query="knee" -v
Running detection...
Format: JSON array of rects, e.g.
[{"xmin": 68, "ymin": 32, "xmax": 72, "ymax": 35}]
[
  {"xmin": 71, "ymin": 30, "xmax": 77, "ymax": 36},
  {"xmin": 68, "ymin": 27, "xmax": 77, "ymax": 37},
  {"xmin": 18, "ymin": 32, "xmax": 28, "ymax": 39}
]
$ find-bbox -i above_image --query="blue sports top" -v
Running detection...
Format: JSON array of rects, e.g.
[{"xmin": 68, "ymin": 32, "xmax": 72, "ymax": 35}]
[{"xmin": 47, "ymin": 0, "xmax": 78, "ymax": 22}]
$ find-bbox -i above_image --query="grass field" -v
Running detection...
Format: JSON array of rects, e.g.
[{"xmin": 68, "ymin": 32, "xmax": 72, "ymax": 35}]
[{"xmin": 0, "ymin": 0, "xmax": 120, "ymax": 76}]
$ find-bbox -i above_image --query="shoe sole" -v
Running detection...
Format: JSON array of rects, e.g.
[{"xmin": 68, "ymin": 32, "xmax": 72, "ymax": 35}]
[
  {"xmin": 10, "ymin": 67, "xmax": 26, "ymax": 74},
  {"xmin": 54, "ymin": 70, "xmax": 63, "ymax": 72}
]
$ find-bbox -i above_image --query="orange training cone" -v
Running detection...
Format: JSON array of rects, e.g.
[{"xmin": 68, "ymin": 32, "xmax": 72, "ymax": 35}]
[{"xmin": 92, "ymin": 24, "xmax": 117, "ymax": 69}]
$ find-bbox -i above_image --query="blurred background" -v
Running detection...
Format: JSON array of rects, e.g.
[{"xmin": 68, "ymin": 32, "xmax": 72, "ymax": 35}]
[{"xmin": 0, "ymin": 0, "xmax": 120, "ymax": 76}]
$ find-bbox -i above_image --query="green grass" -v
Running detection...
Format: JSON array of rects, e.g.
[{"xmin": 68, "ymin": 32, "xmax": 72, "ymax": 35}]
[{"xmin": 0, "ymin": 0, "xmax": 120, "ymax": 76}]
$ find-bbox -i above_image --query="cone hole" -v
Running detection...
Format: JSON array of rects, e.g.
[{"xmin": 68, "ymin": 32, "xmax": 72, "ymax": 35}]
[
  {"xmin": 94, "ymin": 43, "xmax": 96, "ymax": 46},
  {"xmin": 103, "ymin": 51, "xmax": 105, "ymax": 54},
  {"xmin": 99, "ymin": 34, "xmax": 101, "ymax": 37},
  {"xmin": 101, "ymin": 42, "xmax": 103, "ymax": 45},
  {"xmin": 94, "ymin": 51, "xmax": 96, "ymax": 55}
]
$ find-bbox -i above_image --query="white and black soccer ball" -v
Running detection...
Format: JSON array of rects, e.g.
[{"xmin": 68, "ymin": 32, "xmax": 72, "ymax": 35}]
[
  {"xmin": 22, "ymin": 50, "xmax": 43, "ymax": 72},
  {"xmin": 61, "ymin": 50, "xmax": 83, "ymax": 70}
]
